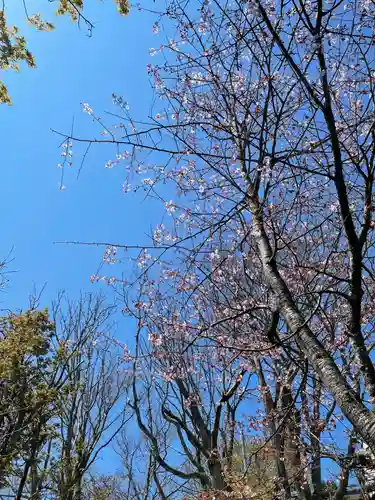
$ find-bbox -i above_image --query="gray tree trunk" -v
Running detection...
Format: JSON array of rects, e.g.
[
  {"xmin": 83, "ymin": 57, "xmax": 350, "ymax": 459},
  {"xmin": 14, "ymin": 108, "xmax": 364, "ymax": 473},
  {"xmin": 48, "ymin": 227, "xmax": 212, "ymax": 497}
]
[{"xmin": 249, "ymin": 200, "xmax": 375, "ymax": 450}]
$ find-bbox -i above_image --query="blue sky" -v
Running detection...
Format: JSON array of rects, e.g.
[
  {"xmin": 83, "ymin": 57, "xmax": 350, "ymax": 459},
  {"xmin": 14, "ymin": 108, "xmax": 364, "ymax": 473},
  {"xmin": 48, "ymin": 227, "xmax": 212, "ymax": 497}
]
[
  {"xmin": 0, "ymin": 0, "xmax": 167, "ymax": 481},
  {"xmin": 1, "ymin": 0, "xmax": 161, "ymax": 312}
]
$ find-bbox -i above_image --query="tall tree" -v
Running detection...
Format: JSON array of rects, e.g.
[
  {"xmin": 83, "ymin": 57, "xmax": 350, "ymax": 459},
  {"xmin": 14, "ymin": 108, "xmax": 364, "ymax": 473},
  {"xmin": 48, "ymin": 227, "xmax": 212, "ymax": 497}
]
[
  {"xmin": 3, "ymin": 294, "xmax": 129, "ymax": 500},
  {"xmin": 49, "ymin": 294, "xmax": 129, "ymax": 500},
  {"xmin": 65, "ymin": 0, "xmax": 375, "ymax": 454},
  {"xmin": 0, "ymin": 309, "xmax": 56, "ymax": 489}
]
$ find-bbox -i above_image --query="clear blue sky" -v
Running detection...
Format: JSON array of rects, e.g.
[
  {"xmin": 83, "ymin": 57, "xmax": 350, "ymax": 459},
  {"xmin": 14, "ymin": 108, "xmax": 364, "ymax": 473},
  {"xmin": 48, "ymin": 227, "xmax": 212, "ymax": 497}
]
[{"xmin": 1, "ymin": 0, "xmax": 160, "ymax": 311}]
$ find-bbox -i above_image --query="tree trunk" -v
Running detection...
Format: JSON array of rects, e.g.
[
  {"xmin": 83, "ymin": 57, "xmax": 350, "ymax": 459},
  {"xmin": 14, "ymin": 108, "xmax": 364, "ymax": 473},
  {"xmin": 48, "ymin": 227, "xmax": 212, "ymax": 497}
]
[
  {"xmin": 310, "ymin": 436, "xmax": 322, "ymax": 500},
  {"xmin": 208, "ymin": 459, "xmax": 230, "ymax": 492},
  {"xmin": 30, "ymin": 458, "xmax": 41, "ymax": 500},
  {"xmin": 249, "ymin": 198, "xmax": 375, "ymax": 450},
  {"xmin": 15, "ymin": 459, "xmax": 31, "ymax": 500},
  {"xmin": 73, "ymin": 477, "xmax": 82, "ymax": 500}
]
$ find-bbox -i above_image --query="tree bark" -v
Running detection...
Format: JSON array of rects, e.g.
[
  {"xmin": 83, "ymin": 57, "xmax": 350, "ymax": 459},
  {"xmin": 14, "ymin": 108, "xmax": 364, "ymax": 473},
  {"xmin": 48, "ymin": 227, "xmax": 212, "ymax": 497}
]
[{"xmin": 248, "ymin": 196, "xmax": 375, "ymax": 450}]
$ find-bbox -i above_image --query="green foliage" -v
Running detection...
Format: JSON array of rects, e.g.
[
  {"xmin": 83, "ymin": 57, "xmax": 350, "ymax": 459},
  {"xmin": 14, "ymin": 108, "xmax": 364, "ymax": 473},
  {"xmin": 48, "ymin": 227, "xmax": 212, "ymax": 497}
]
[
  {"xmin": 0, "ymin": 309, "xmax": 53, "ymax": 376},
  {"xmin": 225, "ymin": 440, "xmax": 277, "ymax": 499},
  {"xmin": 115, "ymin": 0, "xmax": 130, "ymax": 15},
  {"xmin": 0, "ymin": 309, "xmax": 57, "ymax": 481},
  {"xmin": 28, "ymin": 14, "xmax": 55, "ymax": 32},
  {"xmin": 0, "ymin": 11, "xmax": 35, "ymax": 104},
  {"xmin": 57, "ymin": 0, "xmax": 129, "ymax": 18}
]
